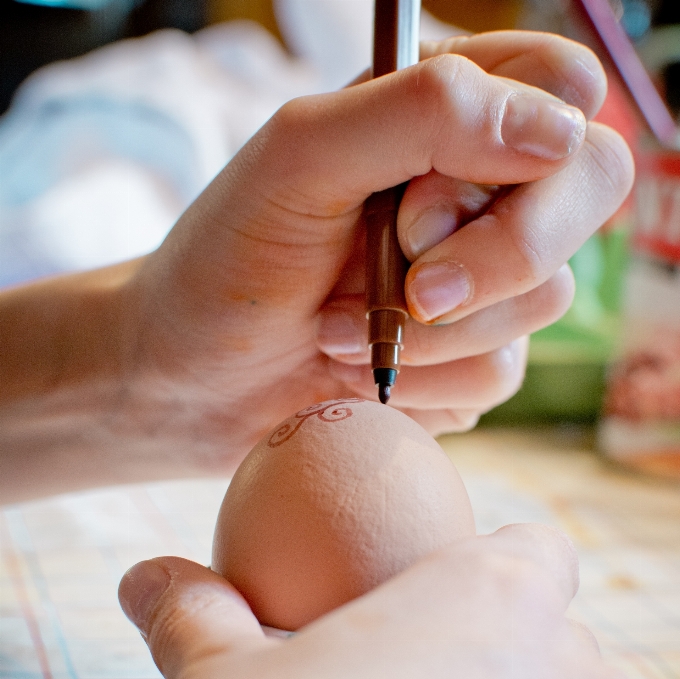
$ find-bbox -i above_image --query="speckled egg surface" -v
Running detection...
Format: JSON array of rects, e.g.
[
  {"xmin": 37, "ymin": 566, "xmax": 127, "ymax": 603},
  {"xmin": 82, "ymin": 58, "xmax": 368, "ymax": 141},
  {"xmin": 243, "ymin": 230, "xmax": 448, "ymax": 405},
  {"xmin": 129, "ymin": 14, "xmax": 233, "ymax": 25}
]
[{"xmin": 212, "ymin": 398, "xmax": 475, "ymax": 630}]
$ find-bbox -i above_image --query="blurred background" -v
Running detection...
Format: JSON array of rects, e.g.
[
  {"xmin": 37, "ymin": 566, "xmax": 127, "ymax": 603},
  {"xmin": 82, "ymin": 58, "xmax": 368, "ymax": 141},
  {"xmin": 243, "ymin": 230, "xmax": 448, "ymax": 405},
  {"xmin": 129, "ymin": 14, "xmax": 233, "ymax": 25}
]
[
  {"xmin": 2, "ymin": 7, "xmax": 679, "ymax": 679},
  {"xmin": 2, "ymin": 0, "xmax": 679, "ymax": 117},
  {"xmin": 1, "ymin": 0, "xmax": 679, "ymax": 466}
]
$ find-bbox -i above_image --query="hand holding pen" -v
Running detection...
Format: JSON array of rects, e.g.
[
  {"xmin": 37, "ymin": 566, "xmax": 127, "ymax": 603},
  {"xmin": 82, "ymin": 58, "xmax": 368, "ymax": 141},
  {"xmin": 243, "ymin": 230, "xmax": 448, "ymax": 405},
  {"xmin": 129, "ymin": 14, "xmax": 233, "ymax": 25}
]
[{"xmin": 1, "ymin": 31, "xmax": 633, "ymax": 500}]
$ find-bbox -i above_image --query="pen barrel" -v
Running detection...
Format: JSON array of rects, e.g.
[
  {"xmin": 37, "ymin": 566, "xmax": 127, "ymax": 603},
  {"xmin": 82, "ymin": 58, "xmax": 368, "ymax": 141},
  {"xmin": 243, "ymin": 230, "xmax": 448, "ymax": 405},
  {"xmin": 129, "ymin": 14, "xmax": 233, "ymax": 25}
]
[
  {"xmin": 373, "ymin": 0, "xmax": 421, "ymax": 77},
  {"xmin": 369, "ymin": 309, "xmax": 407, "ymax": 373},
  {"xmin": 365, "ymin": 185, "xmax": 409, "ymax": 315},
  {"xmin": 365, "ymin": 185, "xmax": 409, "ymax": 373},
  {"xmin": 371, "ymin": 335, "xmax": 403, "ymax": 373},
  {"xmin": 368, "ymin": 0, "xmax": 419, "ymax": 396},
  {"xmin": 368, "ymin": 308, "xmax": 406, "ymax": 345}
]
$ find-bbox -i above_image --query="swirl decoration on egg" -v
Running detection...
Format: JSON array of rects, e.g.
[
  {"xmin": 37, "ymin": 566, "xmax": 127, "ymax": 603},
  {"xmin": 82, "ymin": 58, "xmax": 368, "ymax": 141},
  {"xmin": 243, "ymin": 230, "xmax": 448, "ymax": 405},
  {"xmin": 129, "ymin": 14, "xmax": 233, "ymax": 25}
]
[{"xmin": 267, "ymin": 398, "xmax": 365, "ymax": 448}]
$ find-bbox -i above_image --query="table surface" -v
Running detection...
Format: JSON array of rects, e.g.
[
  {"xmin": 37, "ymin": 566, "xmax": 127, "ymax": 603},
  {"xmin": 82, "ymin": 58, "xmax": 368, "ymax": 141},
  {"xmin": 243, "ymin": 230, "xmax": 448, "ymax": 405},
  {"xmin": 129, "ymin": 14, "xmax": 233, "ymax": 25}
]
[{"xmin": 2, "ymin": 427, "xmax": 679, "ymax": 679}]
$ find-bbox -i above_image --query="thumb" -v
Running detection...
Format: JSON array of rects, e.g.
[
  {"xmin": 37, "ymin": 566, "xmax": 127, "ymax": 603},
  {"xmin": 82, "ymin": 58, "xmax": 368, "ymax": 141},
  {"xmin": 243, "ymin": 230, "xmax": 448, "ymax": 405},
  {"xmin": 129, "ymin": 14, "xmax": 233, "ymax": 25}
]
[{"xmin": 118, "ymin": 557, "xmax": 272, "ymax": 679}]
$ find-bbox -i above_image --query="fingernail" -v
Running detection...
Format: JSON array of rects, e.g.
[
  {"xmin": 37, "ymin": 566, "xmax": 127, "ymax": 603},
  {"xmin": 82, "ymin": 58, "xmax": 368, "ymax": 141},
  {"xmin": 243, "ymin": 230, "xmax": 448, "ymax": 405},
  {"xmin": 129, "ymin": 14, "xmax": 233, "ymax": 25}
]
[
  {"xmin": 405, "ymin": 207, "xmax": 458, "ymax": 258},
  {"xmin": 501, "ymin": 93, "xmax": 585, "ymax": 160},
  {"xmin": 408, "ymin": 261, "xmax": 470, "ymax": 322},
  {"xmin": 317, "ymin": 309, "xmax": 365, "ymax": 354},
  {"xmin": 119, "ymin": 560, "xmax": 170, "ymax": 632}
]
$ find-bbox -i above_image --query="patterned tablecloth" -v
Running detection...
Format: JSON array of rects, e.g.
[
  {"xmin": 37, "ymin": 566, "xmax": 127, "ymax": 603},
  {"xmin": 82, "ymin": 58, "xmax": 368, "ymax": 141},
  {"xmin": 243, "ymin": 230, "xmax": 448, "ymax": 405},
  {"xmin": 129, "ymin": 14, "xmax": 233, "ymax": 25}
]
[{"xmin": 2, "ymin": 427, "xmax": 679, "ymax": 678}]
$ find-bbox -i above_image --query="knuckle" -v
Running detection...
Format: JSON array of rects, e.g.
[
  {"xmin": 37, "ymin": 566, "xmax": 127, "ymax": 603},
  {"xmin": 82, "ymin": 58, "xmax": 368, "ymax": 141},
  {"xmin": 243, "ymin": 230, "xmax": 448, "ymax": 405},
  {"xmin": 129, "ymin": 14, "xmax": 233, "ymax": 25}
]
[
  {"xmin": 270, "ymin": 95, "xmax": 309, "ymax": 133},
  {"xmin": 401, "ymin": 319, "xmax": 436, "ymax": 363},
  {"xmin": 147, "ymin": 605, "xmax": 188, "ymax": 673},
  {"xmin": 584, "ymin": 123, "xmax": 635, "ymax": 200},
  {"xmin": 487, "ymin": 209, "xmax": 551, "ymax": 290},
  {"xmin": 511, "ymin": 221, "xmax": 552, "ymax": 285},
  {"xmin": 413, "ymin": 54, "xmax": 492, "ymax": 142},
  {"xmin": 147, "ymin": 598, "xmax": 228, "ymax": 676},
  {"xmin": 415, "ymin": 53, "xmax": 465, "ymax": 98},
  {"xmin": 266, "ymin": 95, "xmax": 321, "ymax": 153}
]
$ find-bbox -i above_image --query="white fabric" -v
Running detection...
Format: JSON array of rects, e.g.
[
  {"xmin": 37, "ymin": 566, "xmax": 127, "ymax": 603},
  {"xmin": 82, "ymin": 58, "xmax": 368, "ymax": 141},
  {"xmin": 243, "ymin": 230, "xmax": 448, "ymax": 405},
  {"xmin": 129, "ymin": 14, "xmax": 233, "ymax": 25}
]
[{"xmin": 0, "ymin": 1, "xmax": 455, "ymax": 286}]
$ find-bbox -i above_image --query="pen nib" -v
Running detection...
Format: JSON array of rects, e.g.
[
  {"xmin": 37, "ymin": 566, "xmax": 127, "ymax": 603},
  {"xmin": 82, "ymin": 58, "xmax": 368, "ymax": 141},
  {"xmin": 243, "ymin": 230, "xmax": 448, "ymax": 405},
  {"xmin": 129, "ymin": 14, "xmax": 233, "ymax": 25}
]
[{"xmin": 378, "ymin": 383, "xmax": 391, "ymax": 404}]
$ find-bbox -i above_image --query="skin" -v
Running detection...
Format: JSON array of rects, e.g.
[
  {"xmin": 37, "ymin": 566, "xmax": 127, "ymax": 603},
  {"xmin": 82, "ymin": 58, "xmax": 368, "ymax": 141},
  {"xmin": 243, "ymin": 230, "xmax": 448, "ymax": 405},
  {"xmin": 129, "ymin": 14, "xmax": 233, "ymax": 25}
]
[
  {"xmin": 0, "ymin": 31, "xmax": 633, "ymax": 503},
  {"xmin": 118, "ymin": 524, "xmax": 623, "ymax": 679},
  {"xmin": 0, "ymin": 29, "xmax": 633, "ymax": 677}
]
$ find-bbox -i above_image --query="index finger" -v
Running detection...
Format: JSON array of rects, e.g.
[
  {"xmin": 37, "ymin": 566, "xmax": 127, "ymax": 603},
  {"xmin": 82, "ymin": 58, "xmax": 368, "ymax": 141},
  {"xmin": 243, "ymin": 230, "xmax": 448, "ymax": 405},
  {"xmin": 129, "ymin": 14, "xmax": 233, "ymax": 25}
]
[
  {"xmin": 255, "ymin": 53, "xmax": 586, "ymax": 220},
  {"xmin": 158, "ymin": 42, "xmax": 588, "ymax": 333},
  {"xmin": 420, "ymin": 31, "xmax": 607, "ymax": 119},
  {"xmin": 349, "ymin": 31, "xmax": 607, "ymax": 119}
]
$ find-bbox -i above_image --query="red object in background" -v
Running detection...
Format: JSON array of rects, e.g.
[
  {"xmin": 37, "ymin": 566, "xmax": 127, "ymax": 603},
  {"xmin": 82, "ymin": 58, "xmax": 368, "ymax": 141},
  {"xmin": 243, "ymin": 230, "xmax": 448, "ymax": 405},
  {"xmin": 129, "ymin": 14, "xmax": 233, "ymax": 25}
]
[
  {"xmin": 633, "ymin": 147, "xmax": 680, "ymax": 264},
  {"xmin": 605, "ymin": 332, "xmax": 680, "ymax": 421},
  {"xmin": 594, "ymin": 75, "xmax": 641, "ymax": 151}
]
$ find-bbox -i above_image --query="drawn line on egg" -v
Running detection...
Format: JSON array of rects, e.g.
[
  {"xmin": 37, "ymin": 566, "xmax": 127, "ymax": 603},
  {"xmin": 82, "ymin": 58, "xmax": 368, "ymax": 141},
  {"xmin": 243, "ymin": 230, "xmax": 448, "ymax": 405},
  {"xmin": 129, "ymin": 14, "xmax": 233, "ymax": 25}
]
[{"xmin": 267, "ymin": 398, "xmax": 366, "ymax": 447}]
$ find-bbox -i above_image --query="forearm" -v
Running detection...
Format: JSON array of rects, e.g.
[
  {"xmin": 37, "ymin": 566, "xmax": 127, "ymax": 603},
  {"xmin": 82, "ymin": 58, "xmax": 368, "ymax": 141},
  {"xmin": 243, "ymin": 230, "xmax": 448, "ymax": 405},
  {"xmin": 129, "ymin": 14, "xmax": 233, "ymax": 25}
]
[
  {"xmin": 0, "ymin": 260, "xmax": 137, "ymax": 501},
  {"xmin": 0, "ymin": 259, "xmax": 231, "ymax": 503},
  {"xmin": 1, "ymin": 260, "xmax": 140, "ymax": 402}
]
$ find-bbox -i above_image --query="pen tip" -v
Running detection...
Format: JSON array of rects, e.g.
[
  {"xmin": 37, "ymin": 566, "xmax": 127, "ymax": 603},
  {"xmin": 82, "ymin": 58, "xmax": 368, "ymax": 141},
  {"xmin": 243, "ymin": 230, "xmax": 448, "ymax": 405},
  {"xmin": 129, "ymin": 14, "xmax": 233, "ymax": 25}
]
[{"xmin": 378, "ymin": 383, "xmax": 391, "ymax": 404}]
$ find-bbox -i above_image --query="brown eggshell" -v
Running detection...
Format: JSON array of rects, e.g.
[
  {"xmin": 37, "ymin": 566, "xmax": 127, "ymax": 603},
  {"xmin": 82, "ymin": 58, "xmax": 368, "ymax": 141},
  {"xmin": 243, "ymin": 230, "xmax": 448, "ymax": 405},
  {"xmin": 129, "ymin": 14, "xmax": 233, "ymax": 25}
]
[{"xmin": 212, "ymin": 398, "xmax": 475, "ymax": 630}]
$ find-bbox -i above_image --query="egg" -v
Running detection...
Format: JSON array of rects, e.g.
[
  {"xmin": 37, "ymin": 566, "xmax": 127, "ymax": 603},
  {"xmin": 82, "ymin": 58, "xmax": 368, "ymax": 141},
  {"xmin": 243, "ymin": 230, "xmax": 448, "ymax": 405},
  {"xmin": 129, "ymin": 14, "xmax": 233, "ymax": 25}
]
[{"xmin": 212, "ymin": 398, "xmax": 475, "ymax": 631}]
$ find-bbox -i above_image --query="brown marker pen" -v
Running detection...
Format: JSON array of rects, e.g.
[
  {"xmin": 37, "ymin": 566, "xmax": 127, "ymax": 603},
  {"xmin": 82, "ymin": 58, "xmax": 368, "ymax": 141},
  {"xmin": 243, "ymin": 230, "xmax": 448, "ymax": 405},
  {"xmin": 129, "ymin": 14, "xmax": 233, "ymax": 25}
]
[{"xmin": 366, "ymin": 0, "xmax": 420, "ymax": 404}]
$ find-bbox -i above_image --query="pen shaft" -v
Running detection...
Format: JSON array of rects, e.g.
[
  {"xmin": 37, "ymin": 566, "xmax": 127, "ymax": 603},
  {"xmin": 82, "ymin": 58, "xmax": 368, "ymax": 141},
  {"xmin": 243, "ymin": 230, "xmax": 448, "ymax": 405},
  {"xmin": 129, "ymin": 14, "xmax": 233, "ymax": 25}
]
[
  {"xmin": 365, "ymin": 186, "xmax": 409, "ymax": 401},
  {"xmin": 373, "ymin": 0, "xmax": 420, "ymax": 77},
  {"xmin": 367, "ymin": 0, "xmax": 421, "ymax": 403}
]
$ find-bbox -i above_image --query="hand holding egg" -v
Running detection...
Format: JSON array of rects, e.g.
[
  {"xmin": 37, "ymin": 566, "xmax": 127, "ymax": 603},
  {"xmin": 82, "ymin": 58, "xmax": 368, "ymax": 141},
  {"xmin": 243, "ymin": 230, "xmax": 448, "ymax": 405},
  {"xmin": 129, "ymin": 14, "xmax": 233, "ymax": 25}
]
[{"xmin": 212, "ymin": 399, "xmax": 475, "ymax": 630}]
